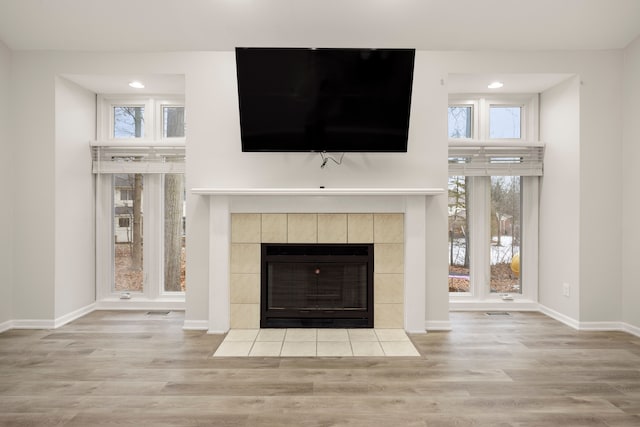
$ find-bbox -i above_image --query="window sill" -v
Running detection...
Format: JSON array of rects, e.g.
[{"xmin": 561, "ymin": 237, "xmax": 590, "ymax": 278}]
[
  {"xmin": 449, "ymin": 298, "xmax": 539, "ymax": 312},
  {"xmin": 95, "ymin": 296, "xmax": 185, "ymax": 311}
]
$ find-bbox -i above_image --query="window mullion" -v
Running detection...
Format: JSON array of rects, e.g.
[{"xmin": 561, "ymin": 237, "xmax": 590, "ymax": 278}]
[
  {"xmin": 478, "ymin": 97, "xmax": 488, "ymax": 140},
  {"xmin": 467, "ymin": 176, "xmax": 488, "ymax": 298},
  {"xmin": 521, "ymin": 176, "xmax": 539, "ymax": 301},
  {"xmin": 96, "ymin": 174, "xmax": 113, "ymax": 300},
  {"xmin": 143, "ymin": 174, "xmax": 163, "ymax": 299}
]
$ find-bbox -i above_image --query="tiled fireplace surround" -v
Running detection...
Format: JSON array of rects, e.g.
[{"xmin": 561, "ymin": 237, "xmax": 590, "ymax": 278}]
[
  {"xmin": 202, "ymin": 191, "xmax": 438, "ymax": 334},
  {"xmin": 229, "ymin": 212, "xmax": 405, "ymax": 329}
]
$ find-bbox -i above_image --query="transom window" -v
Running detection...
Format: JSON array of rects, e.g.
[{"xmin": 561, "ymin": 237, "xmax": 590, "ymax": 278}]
[
  {"xmin": 448, "ymin": 105, "xmax": 474, "ymax": 139},
  {"xmin": 99, "ymin": 96, "xmax": 186, "ymax": 142},
  {"xmin": 163, "ymin": 106, "xmax": 185, "ymax": 138},
  {"xmin": 114, "ymin": 106, "xmax": 145, "ymax": 138},
  {"xmin": 489, "ymin": 106, "xmax": 521, "ymax": 139}
]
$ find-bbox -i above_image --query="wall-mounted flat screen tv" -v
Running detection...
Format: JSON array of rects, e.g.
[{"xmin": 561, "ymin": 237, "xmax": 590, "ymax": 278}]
[{"xmin": 235, "ymin": 47, "xmax": 415, "ymax": 152}]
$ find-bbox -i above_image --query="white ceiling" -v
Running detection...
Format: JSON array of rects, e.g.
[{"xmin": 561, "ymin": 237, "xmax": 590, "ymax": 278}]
[
  {"xmin": 62, "ymin": 74, "xmax": 185, "ymax": 95},
  {"xmin": 447, "ymin": 73, "xmax": 575, "ymax": 94},
  {"xmin": 1, "ymin": 0, "xmax": 639, "ymax": 52},
  {"xmin": 3, "ymin": 1, "xmax": 638, "ymax": 95}
]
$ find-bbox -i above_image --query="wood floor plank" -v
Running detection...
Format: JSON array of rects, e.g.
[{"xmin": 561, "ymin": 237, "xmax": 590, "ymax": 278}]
[{"xmin": 1, "ymin": 310, "xmax": 639, "ymax": 426}]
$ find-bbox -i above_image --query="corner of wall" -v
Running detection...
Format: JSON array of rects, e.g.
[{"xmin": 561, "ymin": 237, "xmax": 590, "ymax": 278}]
[
  {"xmin": 0, "ymin": 39, "xmax": 13, "ymax": 324},
  {"xmin": 622, "ymin": 35, "xmax": 640, "ymax": 330},
  {"xmin": 53, "ymin": 76, "xmax": 97, "ymax": 319}
]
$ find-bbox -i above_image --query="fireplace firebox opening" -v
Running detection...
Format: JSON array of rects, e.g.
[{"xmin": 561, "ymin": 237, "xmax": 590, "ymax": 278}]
[{"xmin": 261, "ymin": 243, "xmax": 374, "ymax": 328}]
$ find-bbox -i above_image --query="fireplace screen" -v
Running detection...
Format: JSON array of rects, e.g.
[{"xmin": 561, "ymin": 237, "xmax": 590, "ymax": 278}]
[{"xmin": 261, "ymin": 244, "xmax": 374, "ymax": 328}]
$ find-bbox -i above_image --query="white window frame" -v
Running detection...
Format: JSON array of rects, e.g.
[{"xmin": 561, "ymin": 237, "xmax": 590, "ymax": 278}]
[
  {"xmin": 157, "ymin": 101, "xmax": 186, "ymax": 140},
  {"xmin": 95, "ymin": 95, "xmax": 186, "ymax": 308},
  {"xmin": 448, "ymin": 101, "xmax": 478, "ymax": 141},
  {"xmin": 98, "ymin": 95, "xmax": 186, "ymax": 143},
  {"xmin": 450, "ymin": 94, "xmax": 539, "ymax": 143},
  {"xmin": 448, "ymin": 94, "xmax": 540, "ymax": 308}
]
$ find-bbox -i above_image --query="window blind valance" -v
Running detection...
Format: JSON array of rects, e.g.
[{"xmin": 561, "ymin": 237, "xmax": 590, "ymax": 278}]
[
  {"xmin": 448, "ymin": 141, "xmax": 544, "ymax": 176},
  {"xmin": 90, "ymin": 141, "xmax": 185, "ymax": 174}
]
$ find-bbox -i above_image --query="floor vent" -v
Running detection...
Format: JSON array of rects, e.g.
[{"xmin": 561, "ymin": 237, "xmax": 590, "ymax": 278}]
[
  {"xmin": 485, "ymin": 311, "xmax": 511, "ymax": 316},
  {"xmin": 146, "ymin": 311, "xmax": 171, "ymax": 316}
]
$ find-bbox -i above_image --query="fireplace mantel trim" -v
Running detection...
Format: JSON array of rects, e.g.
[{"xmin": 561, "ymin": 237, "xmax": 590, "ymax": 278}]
[{"xmin": 205, "ymin": 192, "xmax": 432, "ymax": 335}]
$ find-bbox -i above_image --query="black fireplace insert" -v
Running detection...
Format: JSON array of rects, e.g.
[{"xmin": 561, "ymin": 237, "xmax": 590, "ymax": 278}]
[{"xmin": 261, "ymin": 243, "xmax": 374, "ymax": 328}]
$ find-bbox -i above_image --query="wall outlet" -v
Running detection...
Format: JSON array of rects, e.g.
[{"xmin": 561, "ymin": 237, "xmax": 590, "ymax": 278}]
[{"xmin": 562, "ymin": 283, "xmax": 571, "ymax": 297}]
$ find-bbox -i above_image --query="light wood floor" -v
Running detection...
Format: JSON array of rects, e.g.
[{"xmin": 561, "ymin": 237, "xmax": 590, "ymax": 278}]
[{"xmin": 1, "ymin": 310, "xmax": 639, "ymax": 426}]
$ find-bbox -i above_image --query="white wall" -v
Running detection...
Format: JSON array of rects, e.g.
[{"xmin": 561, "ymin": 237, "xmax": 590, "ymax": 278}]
[
  {"xmin": 186, "ymin": 51, "xmax": 450, "ymax": 327},
  {"xmin": 0, "ymin": 40, "xmax": 12, "ymax": 325},
  {"xmin": 539, "ymin": 76, "xmax": 581, "ymax": 320},
  {"xmin": 622, "ymin": 35, "xmax": 640, "ymax": 330},
  {"xmin": 6, "ymin": 49, "xmax": 628, "ymax": 329},
  {"xmin": 188, "ymin": 52, "xmax": 446, "ymax": 189},
  {"xmin": 11, "ymin": 52, "xmax": 56, "ymax": 320},
  {"xmin": 54, "ymin": 76, "xmax": 96, "ymax": 318},
  {"xmin": 443, "ymin": 51, "xmax": 625, "ymax": 325},
  {"xmin": 578, "ymin": 52, "xmax": 623, "ymax": 323},
  {"xmin": 8, "ymin": 52, "xmax": 209, "ymax": 323}
]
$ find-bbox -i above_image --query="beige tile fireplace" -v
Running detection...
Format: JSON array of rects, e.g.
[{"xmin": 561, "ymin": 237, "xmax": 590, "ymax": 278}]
[
  {"xmin": 229, "ymin": 213, "xmax": 405, "ymax": 329},
  {"xmin": 195, "ymin": 187, "xmax": 445, "ymax": 334}
]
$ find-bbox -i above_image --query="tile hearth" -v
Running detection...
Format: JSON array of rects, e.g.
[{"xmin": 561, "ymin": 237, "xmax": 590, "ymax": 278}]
[{"xmin": 213, "ymin": 328, "xmax": 420, "ymax": 357}]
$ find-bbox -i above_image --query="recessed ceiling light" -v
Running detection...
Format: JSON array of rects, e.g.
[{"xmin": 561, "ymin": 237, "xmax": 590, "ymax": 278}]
[
  {"xmin": 129, "ymin": 81, "xmax": 145, "ymax": 89},
  {"xmin": 488, "ymin": 81, "xmax": 504, "ymax": 89}
]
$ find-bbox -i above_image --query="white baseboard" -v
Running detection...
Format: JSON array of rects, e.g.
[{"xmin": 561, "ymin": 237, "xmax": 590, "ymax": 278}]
[
  {"xmin": 9, "ymin": 303, "xmax": 97, "ymax": 330},
  {"xmin": 577, "ymin": 321, "xmax": 626, "ymax": 331},
  {"xmin": 538, "ymin": 304, "xmax": 640, "ymax": 337},
  {"xmin": 182, "ymin": 320, "xmax": 209, "ymax": 330},
  {"xmin": 54, "ymin": 303, "xmax": 96, "ymax": 329},
  {"xmin": 207, "ymin": 329, "xmax": 229, "ymax": 335},
  {"xmin": 424, "ymin": 320, "xmax": 452, "ymax": 331},
  {"xmin": 0, "ymin": 320, "xmax": 12, "ymax": 333},
  {"xmin": 576, "ymin": 321, "xmax": 640, "ymax": 337},
  {"xmin": 12, "ymin": 319, "xmax": 56, "ymax": 329},
  {"xmin": 538, "ymin": 304, "xmax": 580, "ymax": 329},
  {"xmin": 622, "ymin": 322, "xmax": 640, "ymax": 338}
]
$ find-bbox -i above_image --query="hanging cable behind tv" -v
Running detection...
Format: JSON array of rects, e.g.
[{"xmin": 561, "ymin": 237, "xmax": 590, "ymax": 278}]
[{"xmin": 320, "ymin": 152, "xmax": 345, "ymax": 169}]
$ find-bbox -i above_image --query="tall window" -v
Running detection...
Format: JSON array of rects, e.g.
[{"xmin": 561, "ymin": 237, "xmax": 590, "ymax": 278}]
[
  {"xmin": 163, "ymin": 174, "xmax": 186, "ymax": 292},
  {"xmin": 490, "ymin": 176, "xmax": 521, "ymax": 294},
  {"xmin": 448, "ymin": 176, "xmax": 470, "ymax": 292},
  {"xmin": 113, "ymin": 174, "xmax": 144, "ymax": 293},
  {"xmin": 448, "ymin": 95, "xmax": 540, "ymax": 301},
  {"xmin": 95, "ymin": 96, "xmax": 186, "ymax": 301}
]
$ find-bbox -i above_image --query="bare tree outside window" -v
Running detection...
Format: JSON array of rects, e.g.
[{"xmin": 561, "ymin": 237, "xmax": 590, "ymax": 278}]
[
  {"xmin": 448, "ymin": 176, "xmax": 470, "ymax": 292},
  {"xmin": 163, "ymin": 106, "xmax": 186, "ymax": 291},
  {"xmin": 114, "ymin": 106, "xmax": 145, "ymax": 138},
  {"xmin": 448, "ymin": 106, "xmax": 472, "ymax": 139},
  {"xmin": 163, "ymin": 106, "xmax": 185, "ymax": 138},
  {"xmin": 113, "ymin": 174, "xmax": 143, "ymax": 292},
  {"xmin": 490, "ymin": 176, "xmax": 522, "ymax": 293},
  {"xmin": 111, "ymin": 103, "xmax": 186, "ymax": 293},
  {"xmin": 164, "ymin": 174, "xmax": 185, "ymax": 292},
  {"xmin": 113, "ymin": 107, "xmax": 145, "ymax": 292}
]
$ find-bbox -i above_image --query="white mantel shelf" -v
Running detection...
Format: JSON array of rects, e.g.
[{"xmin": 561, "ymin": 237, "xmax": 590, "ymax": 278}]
[{"xmin": 192, "ymin": 187, "xmax": 444, "ymax": 196}]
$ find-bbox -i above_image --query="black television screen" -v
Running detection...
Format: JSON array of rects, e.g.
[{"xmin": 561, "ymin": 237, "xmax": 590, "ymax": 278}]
[{"xmin": 235, "ymin": 47, "xmax": 415, "ymax": 152}]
